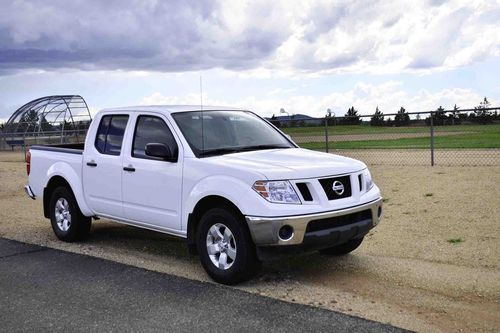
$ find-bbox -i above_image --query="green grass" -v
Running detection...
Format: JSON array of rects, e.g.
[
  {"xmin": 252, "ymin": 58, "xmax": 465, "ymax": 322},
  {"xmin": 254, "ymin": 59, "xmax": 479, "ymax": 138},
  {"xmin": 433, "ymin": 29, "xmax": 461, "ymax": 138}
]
[
  {"xmin": 295, "ymin": 124, "xmax": 500, "ymax": 149},
  {"xmin": 447, "ymin": 238, "xmax": 464, "ymax": 244},
  {"xmin": 284, "ymin": 123, "xmax": 500, "ymax": 136}
]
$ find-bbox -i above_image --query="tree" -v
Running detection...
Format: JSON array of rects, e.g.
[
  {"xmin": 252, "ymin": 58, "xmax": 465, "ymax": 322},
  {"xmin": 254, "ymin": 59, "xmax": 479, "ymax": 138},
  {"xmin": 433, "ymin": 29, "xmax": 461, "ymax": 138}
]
[
  {"xmin": 0, "ymin": 122, "xmax": 4, "ymax": 132},
  {"xmin": 427, "ymin": 106, "xmax": 447, "ymax": 126},
  {"xmin": 370, "ymin": 106, "xmax": 385, "ymax": 126},
  {"xmin": 343, "ymin": 106, "xmax": 361, "ymax": 125},
  {"xmin": 449, "ymin": 104, "xmax": 461, "ymax": 125},
  {"xmin": 61, "ymin": 120, "xmax": 74, "ymax": 132},
  {"xmin": 394, "ymin": 107, "xmax": 410, "ymax": 126},
  {"xmin": 269, "ymin": 114, "xmax": 281, "ymax": 128},
  {"xmin": 40, "ymin": 115, "xmax": 54, "ymax": 132},
  {"xmin": 17, "ymin": 109, "xmax": 39, "ymax": 133},
  {"xmin": 473, "ymin": 97, "xmax": 493, "ymax": 124}
]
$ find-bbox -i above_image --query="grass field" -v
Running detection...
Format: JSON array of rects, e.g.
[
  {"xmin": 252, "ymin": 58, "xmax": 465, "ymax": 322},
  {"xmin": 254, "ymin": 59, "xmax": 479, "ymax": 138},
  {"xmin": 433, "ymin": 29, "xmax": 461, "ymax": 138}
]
[{"xmin": 284, "ymin": 123, "xmax": 500, "ymax": 149}]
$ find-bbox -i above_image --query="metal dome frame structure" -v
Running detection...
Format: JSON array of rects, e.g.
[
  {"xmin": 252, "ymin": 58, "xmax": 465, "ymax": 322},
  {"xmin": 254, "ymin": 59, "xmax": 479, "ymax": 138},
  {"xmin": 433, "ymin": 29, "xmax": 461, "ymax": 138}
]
[{"xmin": 2, "ymin": 95, "xmax": 92, "ymax": 149}]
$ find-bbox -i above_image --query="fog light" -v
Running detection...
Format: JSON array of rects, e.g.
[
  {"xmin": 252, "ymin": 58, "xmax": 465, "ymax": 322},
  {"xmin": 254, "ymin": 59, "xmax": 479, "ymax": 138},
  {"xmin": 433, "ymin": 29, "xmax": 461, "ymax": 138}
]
[{"xmin": 278, "ymin": 225, "xmax": 294, "ymax": 241}]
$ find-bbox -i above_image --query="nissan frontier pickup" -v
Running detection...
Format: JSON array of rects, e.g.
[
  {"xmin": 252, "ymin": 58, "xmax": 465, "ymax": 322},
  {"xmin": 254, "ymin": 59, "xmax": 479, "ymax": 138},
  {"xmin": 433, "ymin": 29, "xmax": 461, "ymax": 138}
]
[{"xmin": 25, "ymin": 106, "xmax": 382, "ymax": 284}]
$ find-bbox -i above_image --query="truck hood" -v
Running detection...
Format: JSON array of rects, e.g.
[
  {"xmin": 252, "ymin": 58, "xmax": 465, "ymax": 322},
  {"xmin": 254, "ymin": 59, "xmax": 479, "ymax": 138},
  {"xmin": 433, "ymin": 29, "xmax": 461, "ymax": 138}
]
[{"xmin": 209, "ymin": 148, "xmax": 366, "ymax": 180}]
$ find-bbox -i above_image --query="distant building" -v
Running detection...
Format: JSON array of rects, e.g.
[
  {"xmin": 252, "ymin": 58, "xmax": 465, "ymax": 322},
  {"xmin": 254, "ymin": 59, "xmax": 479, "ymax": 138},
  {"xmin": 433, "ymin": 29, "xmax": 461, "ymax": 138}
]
[{"xmin": 266, "ymin": 113, "xmax": 322, "ymax": 127}]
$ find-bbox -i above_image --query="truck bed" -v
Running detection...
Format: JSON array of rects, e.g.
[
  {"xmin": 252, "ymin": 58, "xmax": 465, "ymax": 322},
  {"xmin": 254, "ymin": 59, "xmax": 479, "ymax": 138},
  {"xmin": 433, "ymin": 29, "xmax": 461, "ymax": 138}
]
[
  {"xmin": 28, "ymin": 143, "xmax": 85, "ymax": 200},
  {"xmin": 30, "ymin": 143, "xmax": 85, "ymax": 155}
]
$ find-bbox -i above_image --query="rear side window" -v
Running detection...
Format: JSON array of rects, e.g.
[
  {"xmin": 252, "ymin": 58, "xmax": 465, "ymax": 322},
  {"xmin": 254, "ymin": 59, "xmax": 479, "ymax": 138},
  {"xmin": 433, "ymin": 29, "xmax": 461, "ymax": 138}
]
[
  {"xmin": 95, "ymin": 116, "xmax": 111, "ymax": 153},
  {"xmin": 132, "ymin": 116, "xmax": 178, "ymax": 160},
  {"xmin": 94, "ymin": 115, "xmax": 129, "ymax": 155}
]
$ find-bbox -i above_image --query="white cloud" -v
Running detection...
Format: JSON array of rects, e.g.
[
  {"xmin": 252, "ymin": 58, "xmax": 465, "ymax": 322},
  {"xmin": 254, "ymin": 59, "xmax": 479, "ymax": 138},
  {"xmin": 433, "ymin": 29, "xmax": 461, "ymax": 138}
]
[
  {"xmin": 271, "ymin": 0, "xmax": 500, "ymax": 75},
  {"xmin": 141, "ymin": 92, "xmax": 231, "ymax": 108}
]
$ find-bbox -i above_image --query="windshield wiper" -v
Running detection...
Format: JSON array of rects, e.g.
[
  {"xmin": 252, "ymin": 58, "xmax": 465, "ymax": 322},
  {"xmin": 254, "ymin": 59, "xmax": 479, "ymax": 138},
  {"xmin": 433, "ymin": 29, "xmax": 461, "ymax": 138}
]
[
  {"xmin": 238, "ymin": 144, "xmax": 291, "ymax": 152},
  {"xmin": 199, "ymin": 147, "xmax": 241, "ymax": 157},
  {"xmin": 199, "ymin": 144, "xmax": 290, "ymax": 157}
]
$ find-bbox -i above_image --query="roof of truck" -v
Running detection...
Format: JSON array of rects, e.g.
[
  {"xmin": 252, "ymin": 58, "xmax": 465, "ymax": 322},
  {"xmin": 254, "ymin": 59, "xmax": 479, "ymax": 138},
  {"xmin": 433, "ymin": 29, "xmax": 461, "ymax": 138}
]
[{"xmin": 101, "ymin": 105, "xmax": 248, "ymax": 114}]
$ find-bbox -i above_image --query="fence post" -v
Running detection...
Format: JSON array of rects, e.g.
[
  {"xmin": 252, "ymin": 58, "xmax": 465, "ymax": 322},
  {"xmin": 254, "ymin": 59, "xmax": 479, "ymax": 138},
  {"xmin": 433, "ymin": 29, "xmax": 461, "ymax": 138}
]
[
  {"xmin": 430, "ymin": 111, "xmax": 435, "ymax": 166},
  {"xmin": 324, "ymin": 117, "xmax": 329, "ymax": 153}
]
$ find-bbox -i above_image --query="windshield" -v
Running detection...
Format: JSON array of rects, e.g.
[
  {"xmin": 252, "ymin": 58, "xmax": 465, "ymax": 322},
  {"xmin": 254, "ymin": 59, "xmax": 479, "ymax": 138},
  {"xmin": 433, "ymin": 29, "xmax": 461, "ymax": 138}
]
[{"xmin": 172, "ymin": 110, "xmax": 295, "ymax": 157}]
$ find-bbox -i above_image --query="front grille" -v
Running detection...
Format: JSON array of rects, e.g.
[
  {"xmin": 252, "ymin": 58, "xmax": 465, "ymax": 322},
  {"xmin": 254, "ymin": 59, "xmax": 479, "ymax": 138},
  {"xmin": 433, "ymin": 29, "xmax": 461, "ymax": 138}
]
[
  {"xmin": 296, "ymin": 182, "xmax": 313, "ymax": 201},
  {"xmin": 318, "ymin": 175, "xmax": 352, "ymax": 200},
  {"xmin": 306, "ymin": 209, "xmax": 372, "ymax": 234}
]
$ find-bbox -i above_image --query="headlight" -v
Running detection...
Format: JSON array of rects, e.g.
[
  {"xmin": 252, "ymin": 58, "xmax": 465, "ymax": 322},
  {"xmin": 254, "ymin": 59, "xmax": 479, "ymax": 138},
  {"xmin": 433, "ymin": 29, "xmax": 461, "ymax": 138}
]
[
  {"xmin": 363, "ymin": 169, "xmax": 374, "ymax": 191},
  {"xmin": 253, "ymin": 181, "xmax": 301, "ymax": 204}
]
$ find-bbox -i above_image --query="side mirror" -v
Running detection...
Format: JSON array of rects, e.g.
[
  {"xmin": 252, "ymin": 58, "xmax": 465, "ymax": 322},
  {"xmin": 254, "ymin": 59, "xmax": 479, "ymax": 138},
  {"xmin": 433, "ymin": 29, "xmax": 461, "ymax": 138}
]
[
  {"xmin": 285, "ymin": 134, "xmax": 292, "ymax": 140},
  {"xmin": 145, "ymin": 143, "xmax": 177, "ymax": 162}
]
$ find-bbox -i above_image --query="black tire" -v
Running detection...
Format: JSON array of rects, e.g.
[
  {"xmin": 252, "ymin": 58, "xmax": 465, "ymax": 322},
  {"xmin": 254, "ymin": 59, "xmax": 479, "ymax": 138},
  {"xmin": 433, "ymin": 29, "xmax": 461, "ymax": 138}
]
[
  {"xmin": 197, "ymin": 207, "xmax": 260, "ymax": 285},
  {"xmin": 319, "ymin": 237, "xmax": 364, "ymax": 255},
  {"xmin": 49, "ymin": 186, "xmax": 91, "ymax": 242}
]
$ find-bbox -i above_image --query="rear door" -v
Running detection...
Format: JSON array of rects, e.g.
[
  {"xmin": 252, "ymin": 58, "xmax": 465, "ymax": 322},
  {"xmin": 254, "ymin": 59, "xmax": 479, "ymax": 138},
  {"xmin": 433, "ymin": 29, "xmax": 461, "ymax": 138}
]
[
  {"xmin": 121, "ymin": 113, "xmax": 183, "ymax": 231},
  {"xmin": 82, "ymin": 114, "xmax": 129, "ymax": 218}
]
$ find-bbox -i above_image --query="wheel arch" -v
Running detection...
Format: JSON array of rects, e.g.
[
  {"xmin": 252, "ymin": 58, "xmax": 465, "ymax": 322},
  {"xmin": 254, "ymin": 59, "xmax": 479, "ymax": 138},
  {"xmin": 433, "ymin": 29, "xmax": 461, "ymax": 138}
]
[
  {"xmin": 43, "ymin": 176, "xmax": 88, "ymax": 218},
  {"xmin": 186, "ymin": 195, "xmax": 247, "ymax": 254},
  {"xmin": 43, "ymin": 161, "xmax": 93, "ymax": 217}
]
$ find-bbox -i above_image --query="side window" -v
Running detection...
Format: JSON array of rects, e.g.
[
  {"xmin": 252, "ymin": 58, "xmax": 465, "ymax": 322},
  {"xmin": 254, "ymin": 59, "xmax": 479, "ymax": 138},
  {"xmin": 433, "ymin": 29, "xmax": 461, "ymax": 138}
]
[
  {"xmin": 95, "ymin": 116, "xmax": 111, "ymax": 153},
  {"xmin": 94, "ymin": 115, "xmax": 129, "ymax": 155},
  {"xmin": 132, "ymin": 116, "xmax": 178, "ymax": 160}
]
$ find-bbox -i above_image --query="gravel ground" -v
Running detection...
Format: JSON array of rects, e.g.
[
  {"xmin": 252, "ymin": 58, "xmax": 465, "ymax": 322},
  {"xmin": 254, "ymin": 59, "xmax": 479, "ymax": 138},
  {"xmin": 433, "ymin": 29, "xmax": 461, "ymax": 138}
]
[{"xmin": 0, "ymin": 151, "xmax": 499, "ymax": 332}]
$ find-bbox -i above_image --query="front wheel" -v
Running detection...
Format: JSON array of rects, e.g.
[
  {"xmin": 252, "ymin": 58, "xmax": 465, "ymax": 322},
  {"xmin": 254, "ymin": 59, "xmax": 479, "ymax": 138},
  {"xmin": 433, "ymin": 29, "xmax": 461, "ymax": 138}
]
[
  {"xmin": 197, "ymin": 208, "xmax": 260, "ymax": 285},
  {"xmin": 319, "ymin": 237, "xmax": 364, "ymax": 255},
  {"xmin": 49, "ymin": 186, "xmax": 91, "ymax": 242}
]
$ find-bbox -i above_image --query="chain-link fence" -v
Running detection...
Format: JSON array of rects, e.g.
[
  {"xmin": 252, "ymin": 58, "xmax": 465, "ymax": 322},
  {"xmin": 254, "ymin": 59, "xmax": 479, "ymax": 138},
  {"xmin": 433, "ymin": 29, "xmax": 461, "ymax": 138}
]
[
  {"xmin": 1, "ymin": 107, "xmax": 499, "ymax": 166},
  {"xmin": 270, "ymin": 107, "xmax": 500, "ymax": 166}
]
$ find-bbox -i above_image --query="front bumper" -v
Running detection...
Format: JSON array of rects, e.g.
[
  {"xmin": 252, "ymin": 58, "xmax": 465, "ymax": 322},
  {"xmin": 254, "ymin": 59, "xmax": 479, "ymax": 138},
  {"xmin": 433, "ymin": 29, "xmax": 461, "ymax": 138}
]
[{"xmin": 245, "ymin": 197, "xmax": 382, "ymax": 247}]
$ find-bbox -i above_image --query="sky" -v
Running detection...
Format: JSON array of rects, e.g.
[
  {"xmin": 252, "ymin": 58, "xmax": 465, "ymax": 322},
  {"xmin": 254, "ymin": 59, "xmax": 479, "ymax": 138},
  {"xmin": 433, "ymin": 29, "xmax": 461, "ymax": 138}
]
[{"xmin": 0, "ymin": 0, "xmax": 499, "ymax": 122}]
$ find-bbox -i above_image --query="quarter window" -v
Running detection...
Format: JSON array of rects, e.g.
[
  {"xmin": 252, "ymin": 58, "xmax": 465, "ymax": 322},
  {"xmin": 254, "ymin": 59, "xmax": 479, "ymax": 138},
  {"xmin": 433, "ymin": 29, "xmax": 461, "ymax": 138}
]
[
  {"xmin": 94, "ymin": 115, "xmax": 129, "ymax": 155},
  {"xmin": 132, "ymin": 116, "xmax": 178, "ymax": 160}
]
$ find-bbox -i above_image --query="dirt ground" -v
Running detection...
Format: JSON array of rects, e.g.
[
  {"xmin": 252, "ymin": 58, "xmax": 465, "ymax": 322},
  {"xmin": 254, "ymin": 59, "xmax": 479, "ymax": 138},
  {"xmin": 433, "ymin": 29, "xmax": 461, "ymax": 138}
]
[{"xmin": 0, "ymin": 151, "xmax": 499, "ymax": 332}]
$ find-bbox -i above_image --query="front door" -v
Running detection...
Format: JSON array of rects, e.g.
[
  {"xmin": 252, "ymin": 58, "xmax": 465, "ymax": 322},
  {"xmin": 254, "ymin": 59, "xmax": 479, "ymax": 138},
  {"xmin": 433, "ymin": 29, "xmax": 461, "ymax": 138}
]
[{"xmin": 121, "ymin": 114, "xmax": 183, "ymax": 231}]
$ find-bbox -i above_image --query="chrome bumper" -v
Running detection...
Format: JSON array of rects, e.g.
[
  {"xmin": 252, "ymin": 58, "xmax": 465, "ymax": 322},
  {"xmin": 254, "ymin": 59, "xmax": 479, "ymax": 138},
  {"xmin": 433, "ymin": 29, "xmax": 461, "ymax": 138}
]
[
  {"xmin": 245, "ymin": 198, "xmax": 382, "ymax": 246},
  {"xmin": 24, "ymin": 185, "xmax": 36, "ymax": 200}
]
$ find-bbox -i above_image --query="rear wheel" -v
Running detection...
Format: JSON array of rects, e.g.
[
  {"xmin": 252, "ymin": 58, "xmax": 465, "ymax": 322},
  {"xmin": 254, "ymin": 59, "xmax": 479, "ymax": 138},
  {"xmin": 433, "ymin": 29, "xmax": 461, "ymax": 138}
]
[
  {"xmin": 197, "ymin": 208, "xmax": 260, "ymax": 285},
  {"xmin": 49, "ymin": 186, "xmax": 91, "ymax": 242},
  {"xmin": 319, "ymin": 237, "xmax": 364, "ymax": 255}
]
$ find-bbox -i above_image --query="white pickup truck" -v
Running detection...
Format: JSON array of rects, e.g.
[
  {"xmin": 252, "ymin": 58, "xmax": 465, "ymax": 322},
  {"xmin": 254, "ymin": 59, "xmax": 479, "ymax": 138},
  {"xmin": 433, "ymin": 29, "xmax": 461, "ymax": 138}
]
[{"xmin": 25, "ymin": 106, "xmax": 382, "ymax": 284}]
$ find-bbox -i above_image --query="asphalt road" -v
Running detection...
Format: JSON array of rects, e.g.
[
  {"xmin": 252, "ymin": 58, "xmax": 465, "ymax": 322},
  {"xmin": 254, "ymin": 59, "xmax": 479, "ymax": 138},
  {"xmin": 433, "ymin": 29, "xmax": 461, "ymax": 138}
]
[{"xmin": 0, "ymin": 238, "xmax": 408, "ymax": 332}]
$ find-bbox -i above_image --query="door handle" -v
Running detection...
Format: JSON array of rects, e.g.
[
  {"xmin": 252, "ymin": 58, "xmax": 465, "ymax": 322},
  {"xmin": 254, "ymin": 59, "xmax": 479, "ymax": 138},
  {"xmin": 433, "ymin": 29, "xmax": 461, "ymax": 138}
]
[
  {"xmin": 86, "ymin": 161, "xmax": 97, "ymax": 167},
  {"xmin": 123, "ymin": 166, "xmax": 136, "ymax": 172}
]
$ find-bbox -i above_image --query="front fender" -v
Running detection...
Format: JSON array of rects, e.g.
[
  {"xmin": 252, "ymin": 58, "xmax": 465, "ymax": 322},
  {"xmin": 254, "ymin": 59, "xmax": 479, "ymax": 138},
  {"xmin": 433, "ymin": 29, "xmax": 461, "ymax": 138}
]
[
  {"xmin": 182, "ymin": 175, "xmax": 260, "ymax": 230},
  {"xmin": 45, "ymin": 162, "xmax": 93, "ymax": 216}
]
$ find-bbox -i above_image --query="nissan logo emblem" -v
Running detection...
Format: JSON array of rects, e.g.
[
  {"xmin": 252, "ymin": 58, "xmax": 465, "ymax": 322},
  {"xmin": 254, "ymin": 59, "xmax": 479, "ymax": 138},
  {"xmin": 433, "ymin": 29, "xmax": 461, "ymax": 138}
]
[{"xmin": 332, "ymin": 180, "xmax": 345, "ymax": 195}]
